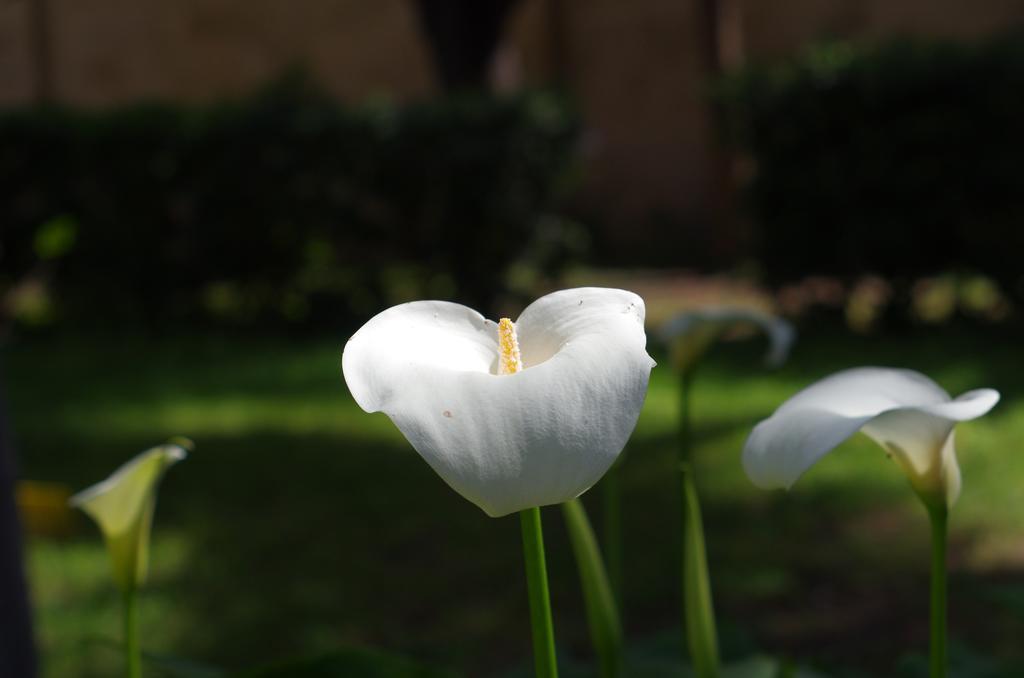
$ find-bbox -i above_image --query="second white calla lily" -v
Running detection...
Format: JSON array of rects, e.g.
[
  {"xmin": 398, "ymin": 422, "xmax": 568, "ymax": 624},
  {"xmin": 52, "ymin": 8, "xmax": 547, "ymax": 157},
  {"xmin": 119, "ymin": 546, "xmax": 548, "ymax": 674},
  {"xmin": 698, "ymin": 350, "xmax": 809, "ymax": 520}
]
[
  {"xmin": 342, "ymin": 287, "xmax": 656, "ymax": 517},
  {"xmin": 742, "ymin": 367, "xmax": 999, "ymax": 507},
  {"xmin": 661, "ymin": 306, "xmax": 795, "ymax": 373},
  {"xmin": 70, "ymin": 443, "xmax": 188, "ymax": 592}
]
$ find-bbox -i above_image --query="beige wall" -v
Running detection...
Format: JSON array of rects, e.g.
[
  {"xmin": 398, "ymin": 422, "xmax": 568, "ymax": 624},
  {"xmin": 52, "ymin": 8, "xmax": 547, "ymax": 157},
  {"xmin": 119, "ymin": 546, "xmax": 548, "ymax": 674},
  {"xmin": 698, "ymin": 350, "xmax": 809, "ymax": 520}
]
[
  {"xmin": 509, "ymin": 0, "xmax": 717, "ymax": 249},
  {"xmin": 2, "ymin": 0, "xmax": 1022, "ymax": 249},
  {"xmin": 1, "ymin": 0, "xmax": 433, "ymax": 107},
  {"xmin": 504, "ymin": 0, "xmax": 1024, "ymax": 251},
  {"xmin": 0, "ymin": 1, "xmax": 34, "ymax": 105}
]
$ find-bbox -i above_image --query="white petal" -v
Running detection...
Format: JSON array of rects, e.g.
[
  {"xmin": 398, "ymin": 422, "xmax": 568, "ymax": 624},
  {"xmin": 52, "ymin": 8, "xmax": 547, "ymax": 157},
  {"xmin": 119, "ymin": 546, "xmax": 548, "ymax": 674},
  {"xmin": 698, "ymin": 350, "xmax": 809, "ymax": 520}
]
[
  {"xmin": 69, "ymin": 444, "xmax": 187, "ymax": 591},
  {"xmin": 69, "ymin": 444, "xmax": 187, "ymax": 535},
  {"xmin": 763, "ymin": 319, "xmax": 797, "ymax": 368},
  {"xmin": 342, "ymin": 288, "xmax": 655, "ymax": 517},
  {"xmin": 743, "ymin": 407, "xmax": 876, "ymax": 489},
  {"xmin": 341, "ymin": 300, "xmax": 498, "ymax": 413},
  {"xmin": 917, "ymin": 388, "xmax": 1001, "ymax": 421},
  {"xmin": 742, "ymin": 368, "xmax": 998, "ymax": 505},
  {"xmin": 771, "ymin": 367, "xmax": 950, "ymax": 418},
  {"xmin": 660, "ymin": 307, "xmax": 796, "ymax": 369},
  {"xmin": 860, "ymin": 388, "xmax": 998, "ymax": 505}
]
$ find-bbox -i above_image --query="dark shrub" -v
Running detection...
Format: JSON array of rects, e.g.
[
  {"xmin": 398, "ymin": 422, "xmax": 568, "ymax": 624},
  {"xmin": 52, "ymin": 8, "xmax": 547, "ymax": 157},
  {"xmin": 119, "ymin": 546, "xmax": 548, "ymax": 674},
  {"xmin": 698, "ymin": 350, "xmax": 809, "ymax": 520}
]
[
  {"xmin": 0, "ymin": 78, "xmax": 579, "ymax": 329},
  {"xmin": 718, "ymin": 33, "xmax": 1024, "ymax": 301}
]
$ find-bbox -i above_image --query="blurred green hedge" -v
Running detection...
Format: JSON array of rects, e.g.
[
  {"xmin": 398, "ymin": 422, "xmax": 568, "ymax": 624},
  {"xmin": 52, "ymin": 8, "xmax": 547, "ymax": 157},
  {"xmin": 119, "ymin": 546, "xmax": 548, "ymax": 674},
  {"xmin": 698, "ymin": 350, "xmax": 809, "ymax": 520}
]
[
  {"xmin": 718, "ymin": 32, "xmax": 1024, "ymax": 301},
  {"xmin": 0, "ymin": 78, "xmax": 580, "ymax": 329}
]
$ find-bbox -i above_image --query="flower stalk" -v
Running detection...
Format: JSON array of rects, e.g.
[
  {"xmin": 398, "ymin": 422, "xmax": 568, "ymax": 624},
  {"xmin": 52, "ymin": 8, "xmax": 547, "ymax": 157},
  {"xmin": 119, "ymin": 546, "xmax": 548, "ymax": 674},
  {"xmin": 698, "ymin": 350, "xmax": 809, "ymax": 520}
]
[
  {"xmin": 601, "ymin": 464, "xmax": 623, "ymax": 609},
  {"xmin": 520, "ymin": 507, "xmax": 559, "ymax": 678},
  {"xmin": 928, "ymin": 503, "xmax": 948, "ymax": 678},
  {"xmin": 678, "ymin": 369, "xmax": 720, "ymax": 678},
  {"xmin": 122, "ymin": 587, "xmax": 141, "ymax": 678}
]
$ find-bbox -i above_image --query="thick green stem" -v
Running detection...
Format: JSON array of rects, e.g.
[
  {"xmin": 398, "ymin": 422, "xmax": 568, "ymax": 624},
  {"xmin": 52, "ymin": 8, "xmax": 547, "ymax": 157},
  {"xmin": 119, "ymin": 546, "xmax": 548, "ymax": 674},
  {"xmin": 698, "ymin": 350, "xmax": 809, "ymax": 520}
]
[
  {"xmin": 520, "ymin": 507, "xmax": 559, "ymax": 678},
  {"xmin": 928, "ymin": 504, "xmax": 948, "ymax": 678},
  {"xmin": 562, "ymin": 499, "xmax": 623, "ymax": 678},
  {"xmin": 123, "ymin": 587, "xmax": 141, "ymax": 678},
  {"xmin": 602, "ymin": 463, "xmax": 623, "ymax": 611},
  {"xmin": 678, "ymin": 370, "xmax": 720, "ymax": 678}
]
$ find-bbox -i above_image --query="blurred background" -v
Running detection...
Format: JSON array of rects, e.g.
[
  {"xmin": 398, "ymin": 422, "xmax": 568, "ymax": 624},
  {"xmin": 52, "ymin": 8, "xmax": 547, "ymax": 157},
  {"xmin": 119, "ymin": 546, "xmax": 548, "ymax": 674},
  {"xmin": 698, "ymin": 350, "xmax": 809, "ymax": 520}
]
[{"xmin": 1, "ymin": 1, "xmax": 1023, "ymax": 676}]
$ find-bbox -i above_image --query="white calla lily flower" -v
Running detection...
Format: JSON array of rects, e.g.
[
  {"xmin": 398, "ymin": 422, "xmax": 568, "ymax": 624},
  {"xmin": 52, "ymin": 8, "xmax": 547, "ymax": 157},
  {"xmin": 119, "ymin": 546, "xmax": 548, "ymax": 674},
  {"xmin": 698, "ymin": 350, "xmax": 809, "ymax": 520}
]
[
  {"xmin": 342, "ymin": 287, "xmax": 656, "ymax": 517},
  {"xmin": 70, "ymin": 444, "xmax": 187, "ymax": 592},
  {"xmin": 661, "ymin": 306, "xmax": 795, "ymax": 372},
  {"xmin": 742, "ymin": 368, "xmax": 999, "ymax": 508}
]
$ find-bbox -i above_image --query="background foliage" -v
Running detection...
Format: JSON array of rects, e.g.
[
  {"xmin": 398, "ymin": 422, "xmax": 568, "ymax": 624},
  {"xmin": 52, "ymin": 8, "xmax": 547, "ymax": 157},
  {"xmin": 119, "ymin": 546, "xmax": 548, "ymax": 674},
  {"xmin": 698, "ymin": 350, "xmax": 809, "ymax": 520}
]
[
  {"xmin": 0, "ymin": 78, "xmax": 580, "ymax": 329},
  {"xmin": 718, "ymin": 32, "xmax": 1024, "ymax": 302}
]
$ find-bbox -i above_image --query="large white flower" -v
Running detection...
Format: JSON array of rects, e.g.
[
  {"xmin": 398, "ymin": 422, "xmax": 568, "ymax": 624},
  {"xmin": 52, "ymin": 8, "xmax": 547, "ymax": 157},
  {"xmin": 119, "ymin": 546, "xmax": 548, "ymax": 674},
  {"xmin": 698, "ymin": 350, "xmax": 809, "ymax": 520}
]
[
  {"xmin": 742, "ymin": 368, "xmax": 999, "ymax": 507},
  {"xmin": 342, "ymin": 287, "xmax": 656, "ymax": 517},
  {"xmin": 70, "ymin": 443, "xmax": 187, "ymax": 592}
]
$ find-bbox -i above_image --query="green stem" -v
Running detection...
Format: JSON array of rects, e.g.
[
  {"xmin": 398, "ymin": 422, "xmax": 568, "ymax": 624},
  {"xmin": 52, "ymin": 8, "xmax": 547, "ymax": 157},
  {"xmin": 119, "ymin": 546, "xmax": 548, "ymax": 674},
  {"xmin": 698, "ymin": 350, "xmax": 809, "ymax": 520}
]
[
  {"xmin": 678, "ymin": 369, "xmax": 693, "ymax": 466},
  {"xmin": 678, "ymin": 370, "xmax": 720, "ymax": 678},
  {"xmin": 520, "ymin": 507, "xmax": 559, "ymax": 678},
  {"xmin": 123, "ymin": 587, "xmax": 141, "ymax": 678},
  {"xmin": 563, "ymin": 499, "xmax": 623, "ymax": 678},
  {"xmin": 928, "ymin": 504, "xmax": 948, "ymax": 678},
  {"xmin": 602, "ymin": 463, "xmax": 623, "ymax": 611}
]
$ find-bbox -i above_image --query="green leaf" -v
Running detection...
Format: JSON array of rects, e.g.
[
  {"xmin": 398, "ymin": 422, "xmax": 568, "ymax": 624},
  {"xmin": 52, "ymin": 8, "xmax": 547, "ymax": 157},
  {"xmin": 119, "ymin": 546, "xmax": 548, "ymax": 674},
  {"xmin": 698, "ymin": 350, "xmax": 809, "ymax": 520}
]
[
  {"xmin": 562, "ymin": 498, "xmax": 623, "ymax": 678},
  {"xmin": 677, "ymin": 371, "xmax": 721, "ymax": 678},
  {"xmin": 681, "ymin": 466, "xmax": 721, "ymax": 678}
]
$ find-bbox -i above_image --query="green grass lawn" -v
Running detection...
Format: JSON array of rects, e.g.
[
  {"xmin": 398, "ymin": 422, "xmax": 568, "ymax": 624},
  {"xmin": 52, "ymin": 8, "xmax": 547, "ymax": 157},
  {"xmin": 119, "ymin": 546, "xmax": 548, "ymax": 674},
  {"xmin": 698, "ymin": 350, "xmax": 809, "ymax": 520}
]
[{"xmin": 4, "ymin": 323, "xmax": 1024, "ymax": 677}]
